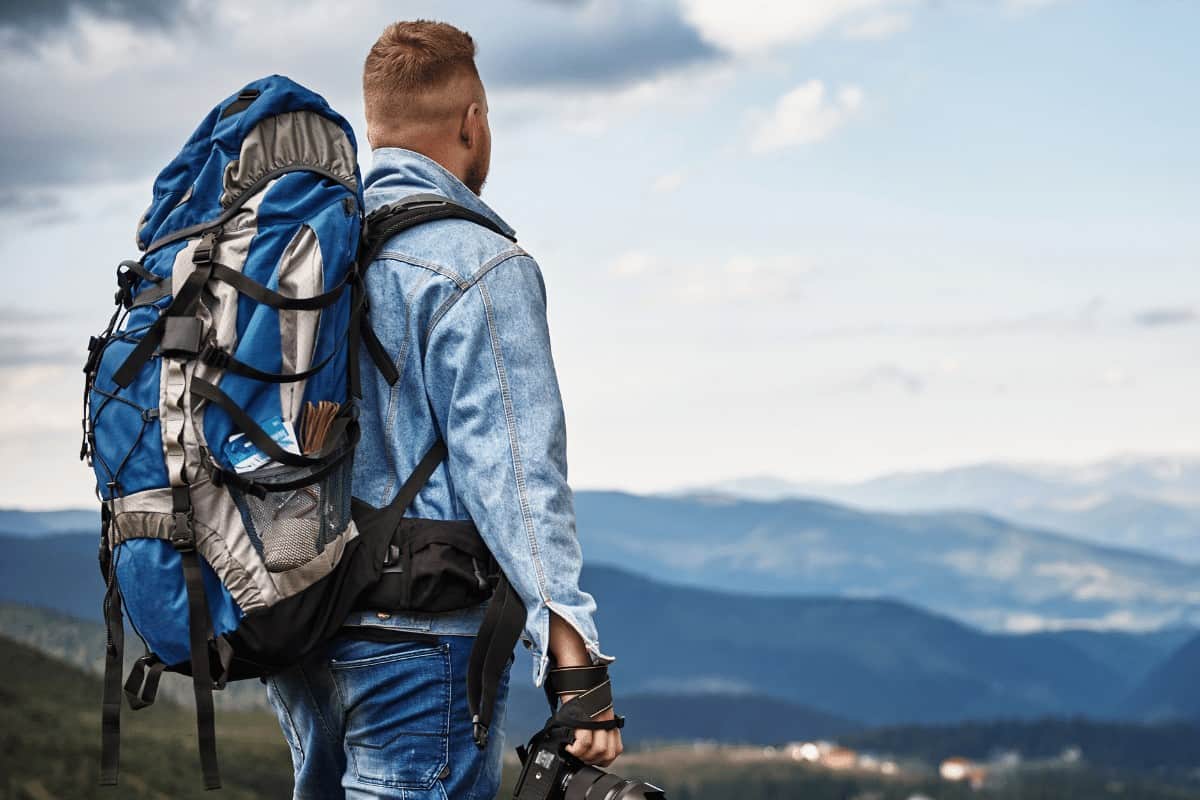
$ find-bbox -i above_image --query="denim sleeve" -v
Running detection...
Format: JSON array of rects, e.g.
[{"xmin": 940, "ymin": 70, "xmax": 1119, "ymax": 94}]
[{"xmin": 423, "ymin": 252, "xmax": 614, "ymax": 687}]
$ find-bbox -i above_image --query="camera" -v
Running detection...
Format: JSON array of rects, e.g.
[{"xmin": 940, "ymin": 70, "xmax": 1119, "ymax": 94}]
[
  {"xmin": 495, "ymin": 655, "xmax": 666, "ymax": 799},
  {"xmin": 513, "ymin": 726, "xmax": 666, "ymax": 800}
]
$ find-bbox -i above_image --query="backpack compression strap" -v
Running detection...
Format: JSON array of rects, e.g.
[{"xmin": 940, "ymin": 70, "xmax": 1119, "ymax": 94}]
[{"xmin": 354, "ymin": 194, "xmax": 517, "ymax": 391}]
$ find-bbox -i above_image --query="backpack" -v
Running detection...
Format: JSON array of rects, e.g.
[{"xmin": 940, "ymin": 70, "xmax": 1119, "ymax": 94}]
[{"xmin": 81, "ymin": 75, "xmax": 527, "ymax": 789}]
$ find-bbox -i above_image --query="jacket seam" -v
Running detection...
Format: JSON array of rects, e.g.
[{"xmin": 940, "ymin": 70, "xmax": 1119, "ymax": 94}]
[
  {"xmin": 422, "ymin": 249, "xmax": 528, "ymax": 353},
  {"xmin": 477, "ymin": 278, "xmax": 549, "ymax": 598},
  {"xmin": 377, "ymin": 250, "xmax": 468, "ymax": 289}
]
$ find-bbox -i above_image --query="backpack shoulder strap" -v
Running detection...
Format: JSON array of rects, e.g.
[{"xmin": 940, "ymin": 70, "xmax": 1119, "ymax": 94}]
[{"xmin": 354, "ymin": 194, "xmax": 518, "ymax": 391}]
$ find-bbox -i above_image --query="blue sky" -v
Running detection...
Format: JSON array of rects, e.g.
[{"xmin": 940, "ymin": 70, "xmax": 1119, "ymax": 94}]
[{"xmin": 0, "ymin": 0, "xmax": 1195, "ymax": 507}]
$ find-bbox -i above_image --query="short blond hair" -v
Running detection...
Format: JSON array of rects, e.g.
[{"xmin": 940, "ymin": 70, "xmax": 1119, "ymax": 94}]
[{"xmin": 363, "ymin": 20, "xmax": 480, "ymax": 127}]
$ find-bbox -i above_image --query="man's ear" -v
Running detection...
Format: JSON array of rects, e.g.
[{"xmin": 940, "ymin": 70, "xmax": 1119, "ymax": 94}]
[{"xmin": 460, "ymin": 102, "xmax": 481, "ymax": 148}]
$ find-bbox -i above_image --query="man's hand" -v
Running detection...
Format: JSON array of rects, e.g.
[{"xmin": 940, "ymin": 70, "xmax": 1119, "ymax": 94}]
[
  {"xmin": 563, "ymin": 698, "xmax": 623, "ymax": 767},
  {"xmin": 548, "ymin": 612, "xmax": 623, "ymax": 767}
]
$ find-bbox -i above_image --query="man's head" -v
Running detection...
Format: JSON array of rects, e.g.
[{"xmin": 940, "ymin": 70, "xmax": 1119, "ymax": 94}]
[{"xmin": 363, "ymin": 20, "xmax": 491, "ymax": 195}]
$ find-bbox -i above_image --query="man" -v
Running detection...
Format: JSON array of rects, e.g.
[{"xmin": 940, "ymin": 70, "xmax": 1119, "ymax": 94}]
[{"xmin": 264, "ymin": 19, "xmax": 622, "ymax": 799}]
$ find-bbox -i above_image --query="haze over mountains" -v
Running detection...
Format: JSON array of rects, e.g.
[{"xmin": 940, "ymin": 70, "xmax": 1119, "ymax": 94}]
[
  {"xmin": 575, "ymin": 491, "xmax": 1200, "ymax": 634},
  {"xmin": 691, "ymin": 455, "xmax": 1200, "ymax": 563},
  {"xmin": 3, "ymin": 525, "xmax": 1198, "ymax": 729},
  {"xmin": 4, "ymin": 453, "xmax": 1198, "ymax": 729}
]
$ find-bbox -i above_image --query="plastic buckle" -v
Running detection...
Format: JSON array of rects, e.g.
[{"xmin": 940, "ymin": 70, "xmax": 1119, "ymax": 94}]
[
  {"xmin": 192, "ymin": 232, "xmax": 216, "ymax": 266},
  {"xmin": 200, "ymin": 342, "xmax": 230, "ymax": 369},
  {"xmin": 170, "ymin": 511, "xmax": 195, "ymax": 552},
  {"xmin": 84, "ymin": 336, "xmax": 104, "ymax": 375}
]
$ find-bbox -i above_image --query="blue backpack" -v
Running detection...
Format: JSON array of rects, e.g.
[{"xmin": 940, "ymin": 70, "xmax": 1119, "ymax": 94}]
[{"xmin": 82, "ymin": 75, "xmax": 524, "ymax": 789}]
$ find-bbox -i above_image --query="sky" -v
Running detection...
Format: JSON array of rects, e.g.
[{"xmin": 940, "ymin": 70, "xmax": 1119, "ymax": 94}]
[{"xmin": 0, "ymin": 0, "xmax": 1196, "ymax": 508}]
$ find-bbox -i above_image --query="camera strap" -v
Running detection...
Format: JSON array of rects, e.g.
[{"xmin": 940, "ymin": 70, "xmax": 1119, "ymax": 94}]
[{"xmin": 543, "ymin": 664, "xmax": 625, "ymax": 734}]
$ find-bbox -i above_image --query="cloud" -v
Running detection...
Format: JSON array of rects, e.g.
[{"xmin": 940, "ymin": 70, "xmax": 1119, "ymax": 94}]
[
  {"xmin": 650, "ymin": 170, "xmax": 687, "ymax": 193},
  {"xmin": 841, "ymin": 363, "xmax": 927, "ymax": 395},
  {"xmin": 0, "ymin": 333, "xmax": 79, "ymax": 368},
  {"xmin": 843, "ymin": 11, "xmax": 912, "ymax": 39},
  {"xmin": 749, "ymin": 80, "xmax": 865, "ymax": 153},
  {"xmin": 1099, "ymin": 367, "xmax": 1133, "ymax": 388},
  {"xmin": 1132, "ymin": 306, "xmax": 1197, "ymax": 328},
  {"xmin": 0, "ymin": 0, "xmax": 729, "ymax": 188},
  {"xmin": 609, "ymin": 250, "xmax": 655, "ymax": 277},
  {"xmin": 495, "ymin": 59, "xmax": 736, "ymax": 136},
  {"xmin": 0, "ymin": 0, "xmax": 185, "ymax": 34},
  {"xmin": 606, "ymin": 249, "xmax": 811, "ymax": 304},
  {"xmin": 807, "ymin": 296, "xmax": 1107, "ymax": 340},
  {"xmin": 481, "ymin": 2, "xmax": 721, "ymax": 89},
  {"xmin": 678, "ymin": 0, "xmax": 912, "ymax": 53}
]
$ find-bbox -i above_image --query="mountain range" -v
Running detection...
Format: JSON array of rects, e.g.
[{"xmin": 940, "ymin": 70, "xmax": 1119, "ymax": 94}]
[
  {"xmin": 3, "ymin": 528, "xmax": 1197, "ymax": 727},
  {"xmin": 695, "ymin": 455, "xmax": 1200, "ymax": 563},
  {"xmin": 573, "ymin": 490, "xmax": 1200, "ymax": 633}
]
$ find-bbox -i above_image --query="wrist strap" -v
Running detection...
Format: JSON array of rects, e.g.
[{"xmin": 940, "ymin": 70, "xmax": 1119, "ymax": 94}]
[{"xmin": 544, "ymin": 663, "xmax": 624, "ymax": 732}]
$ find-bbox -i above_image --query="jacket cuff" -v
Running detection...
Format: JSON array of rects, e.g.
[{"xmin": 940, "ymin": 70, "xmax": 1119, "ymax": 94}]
[{"xmin": 523, "ymin": 600, "xmax": 615, "ymax": 688}]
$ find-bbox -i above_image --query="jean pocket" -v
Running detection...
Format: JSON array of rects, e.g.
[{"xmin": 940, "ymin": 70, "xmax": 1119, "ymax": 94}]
[{"xmin": 330, "ymin": 640, "xmax": 451, "ymax": 790}]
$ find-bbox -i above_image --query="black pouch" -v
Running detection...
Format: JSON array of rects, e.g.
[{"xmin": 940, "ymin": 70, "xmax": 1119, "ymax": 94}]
[{"xmin": 352, "ymin": 502, "xmax": 497, "ymax": 614}]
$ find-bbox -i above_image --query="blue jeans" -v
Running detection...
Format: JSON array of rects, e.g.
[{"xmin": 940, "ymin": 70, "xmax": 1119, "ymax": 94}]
[{"xmin": 266, "ymin": 631, "xmax": 512, "ymax": 799}]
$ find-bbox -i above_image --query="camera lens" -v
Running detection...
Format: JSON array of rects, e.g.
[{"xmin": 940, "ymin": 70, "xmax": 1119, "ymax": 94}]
[
  {"xmin": 609, "ymin": 782, "xmax": 667, "ymax": 800},
  {"xmin": 564, "ymin": 765, "xmax": 667, "ymax": 800}
]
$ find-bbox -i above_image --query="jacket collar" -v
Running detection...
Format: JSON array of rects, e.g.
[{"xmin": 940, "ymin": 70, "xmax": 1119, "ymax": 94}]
[{"xmin": 363, "ymin": 147, "xmax": 515, "ymax": 239}]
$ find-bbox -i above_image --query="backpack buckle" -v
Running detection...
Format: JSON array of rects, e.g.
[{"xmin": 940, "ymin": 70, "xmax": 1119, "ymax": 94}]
[
  {"xmin": 192, "ymin": 232, "xmax": 217, "ymax": 267},
  {"xmin": 200, "ymin": 342, "xmax": 230, "ymax": 369},
  {"xmin": 171, "ymin": 511, "xmax": 195, "ymax": 551}
]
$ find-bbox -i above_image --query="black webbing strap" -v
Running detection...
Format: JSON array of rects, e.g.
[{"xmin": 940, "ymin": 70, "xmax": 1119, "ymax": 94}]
[
  {"xmin": 123, "ymin": 654, "xmax": 167, "ymax": 710},
  {"xmin": 359, "ymin": 320, "xmax": 399, "ymax": 386},
  {"xmin": 99, "ymin": 579, "xmax": 124, "ymax": 785},
  {"xmin": 130, "ymin": 282, "xmax": 171, "ymax": 309},
  {"xmin": 381, "ymin": 438, "xmax": 448, "ymax": 521},
  {"xmin": 209, "ymin": 262, "xmax": 351, "ymax": 311},
  {"xmin": 119, "ymin": 259, "xmax": 163, "ymax": 285},
  {"xmin": 356, "ymin": 195, "xmax": 517, "ymax": 388},
  {"xmin": 543, "ymin": 665, "xmax": 610, "ymax": 709},
  {"xmin": 113, "ymin": 233, "xmax": 216, "ymax": 388},
  {"xmin": 210, "ymin": 424, "xmax": 358, "ymax": 499},
  {"xmin": 199, "ymin": 339, "xmax": 343, "ymax": 384},
  {"xmin": 190, "ymin": 377, "xmax": 350, "ymax": 469},
  {"xmin": 173, "ymin": 487, "xmax": 221, "ymax": 790},
  {"xmin": 466, "ymin": 573, "xmax": 527, "ymax": 749}
]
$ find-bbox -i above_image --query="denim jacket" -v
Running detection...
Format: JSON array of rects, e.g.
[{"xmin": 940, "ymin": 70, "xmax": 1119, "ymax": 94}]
[{"xmin": 345, "ymin": 147, "xmax": 612, "ymax": 687}]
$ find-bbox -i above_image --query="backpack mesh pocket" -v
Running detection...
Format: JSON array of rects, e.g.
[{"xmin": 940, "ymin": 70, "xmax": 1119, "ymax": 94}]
[{"xmin": 231, "ymin": 455, "xmax": 352, "ymax": 572}]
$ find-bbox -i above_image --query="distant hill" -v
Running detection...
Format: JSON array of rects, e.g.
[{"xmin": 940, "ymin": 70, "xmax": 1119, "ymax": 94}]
[
  {"xmin": 1124, "ymin": 632, "xmax": 1200, "ymax": 722},
  {"xmin": 0, "ymin": 603, "xmax": 271, "ymax": 710},
  {"xmin": 14, "ymin": 494, "xmax": 1200, "ymax": 634},
  {"xmin": 9, "ymin": 633, "xmax": 1199, "ymax": 800},
  {"xmin": 695, "ymin": 456, "xmax": 1200, "ymax": 562},
  {"xmin": 0, "ymin": 634, "xmax": 292, "ymax": 799},
  {"xmin": 0, "ymin": 533, "xmax": 1169, "ymax": 726},
  {"xmin": 0, "ymin": 533, "xmax": 106, "ymax": 620},
  {"xmin": 573, "ymin": 491, "xmax": 1200, "ymax": 633},
  {"xmin": 581, "ymin": 565, "xmax": 1133, "ymax": 725},
  {"xmin": 504, "ymin": 682, "xmax": 856, "ymax": 746},
  {"xmin": 0, "ymin": 507, "xmax": 98, "ymax": 535},
  {"xmin": 1022, "ymin": 627, "xmax": 1196, "ymax": 687}
]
